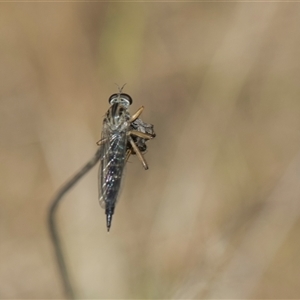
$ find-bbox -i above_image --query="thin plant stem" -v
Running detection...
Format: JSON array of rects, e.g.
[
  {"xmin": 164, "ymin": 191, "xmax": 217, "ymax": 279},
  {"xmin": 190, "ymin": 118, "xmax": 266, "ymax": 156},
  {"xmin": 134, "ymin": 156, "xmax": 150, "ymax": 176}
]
[{"xmin": 48, "ymin": 147, "xmax": 102, "ymax": 299}]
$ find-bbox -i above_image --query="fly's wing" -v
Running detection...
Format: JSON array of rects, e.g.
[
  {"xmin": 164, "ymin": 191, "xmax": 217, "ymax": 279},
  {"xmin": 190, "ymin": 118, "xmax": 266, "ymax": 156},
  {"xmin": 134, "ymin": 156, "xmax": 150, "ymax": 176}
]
[{"xmin": 98, "ymin": 124, "xmax": 127, "ymax": 210}]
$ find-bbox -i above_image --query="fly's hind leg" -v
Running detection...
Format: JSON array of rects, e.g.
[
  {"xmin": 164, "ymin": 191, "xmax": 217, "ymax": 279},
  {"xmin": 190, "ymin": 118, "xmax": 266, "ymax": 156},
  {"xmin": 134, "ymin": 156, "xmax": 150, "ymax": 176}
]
[{"xmin": 127, "ymin": 135, "xmax": 149, "ymax": 170}]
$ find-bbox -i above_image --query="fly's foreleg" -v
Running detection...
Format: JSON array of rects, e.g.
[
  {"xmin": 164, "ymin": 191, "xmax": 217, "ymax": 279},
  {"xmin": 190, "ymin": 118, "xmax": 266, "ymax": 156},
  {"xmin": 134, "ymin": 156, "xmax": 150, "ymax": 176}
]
[{"xmin": 129, "ymin": 106, "xmax": 144, "ymax": 123}]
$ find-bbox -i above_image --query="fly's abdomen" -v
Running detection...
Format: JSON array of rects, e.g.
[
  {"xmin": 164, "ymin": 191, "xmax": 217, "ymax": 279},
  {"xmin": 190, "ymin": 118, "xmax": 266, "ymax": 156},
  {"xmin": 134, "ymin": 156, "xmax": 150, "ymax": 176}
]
[{"xmin": 99, "ymin": 132, "xmax": 127, "ymax": 210}]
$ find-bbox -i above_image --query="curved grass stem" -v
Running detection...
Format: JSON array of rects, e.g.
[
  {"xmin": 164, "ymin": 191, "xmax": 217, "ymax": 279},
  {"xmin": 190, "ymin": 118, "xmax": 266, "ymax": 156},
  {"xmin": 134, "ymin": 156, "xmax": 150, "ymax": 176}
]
[{"xmin": 48, "ymin": 148, "xmax": 102, "ymax": 299}]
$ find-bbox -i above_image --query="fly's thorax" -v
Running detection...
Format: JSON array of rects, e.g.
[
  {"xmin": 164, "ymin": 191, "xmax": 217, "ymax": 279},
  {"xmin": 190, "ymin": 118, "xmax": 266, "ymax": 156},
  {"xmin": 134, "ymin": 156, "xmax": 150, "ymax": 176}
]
[{"xmin": 105, "ymin": 103, "xmax": 130, "ymax": 132}]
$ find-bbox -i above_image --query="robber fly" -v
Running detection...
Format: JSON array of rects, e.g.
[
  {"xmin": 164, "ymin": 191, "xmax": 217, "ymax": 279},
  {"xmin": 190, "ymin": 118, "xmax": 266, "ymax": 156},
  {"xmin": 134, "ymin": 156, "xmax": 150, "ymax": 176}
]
[{"xmin": 97, "ymin": 87, "xmax": 155, "ymax": 231}]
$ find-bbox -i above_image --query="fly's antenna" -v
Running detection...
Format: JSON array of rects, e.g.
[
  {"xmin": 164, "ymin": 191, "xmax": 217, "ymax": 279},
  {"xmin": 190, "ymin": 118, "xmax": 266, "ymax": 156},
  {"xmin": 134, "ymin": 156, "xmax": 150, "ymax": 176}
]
[{"xmin": 114, "ymin": 83, "xmax": 127, "ymax": 94}]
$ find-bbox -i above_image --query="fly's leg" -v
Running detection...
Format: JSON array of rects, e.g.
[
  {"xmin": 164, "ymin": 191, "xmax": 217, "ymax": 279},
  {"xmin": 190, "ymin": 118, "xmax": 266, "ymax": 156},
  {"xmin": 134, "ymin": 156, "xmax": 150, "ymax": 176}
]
[
  {"xmin": 129, "ymin": 106, "xmax": 144, "ymax": 123},
  {"xmin": 127, "ymin": 135, "xmax": 149, "ymax": 170},
  {"xmin": 96, "ymin": 138, "xmax": 107, "ymax": 145},
  {"xmin": 130, "ymin": 130, "xmax": 155, "ymax": 140},
  {"xmin": 126, "ymin": 106, "xmax": 155, "ymax": 168},
  {"xmin": 127, "ymin": 129, "xmax": 155, "ymax": 169},
  {"xmin": 125, "ymin": 149, "xmax": 132, "ymax": 162}
]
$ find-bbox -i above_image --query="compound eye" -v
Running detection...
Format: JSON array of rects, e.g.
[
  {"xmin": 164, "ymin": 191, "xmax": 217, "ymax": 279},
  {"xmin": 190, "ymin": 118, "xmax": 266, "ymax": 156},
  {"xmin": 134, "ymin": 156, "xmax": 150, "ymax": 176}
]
[
  {"xmin": 108, "ymin": 93, "xmax": 118, "ymax": 104},
  {"xmin": 120, "ymin": 93, "xmax": 133, "ymax": 105},
  {"xmin": 108, "ymin": 93, "xmax": 133, "ymax": 105}
]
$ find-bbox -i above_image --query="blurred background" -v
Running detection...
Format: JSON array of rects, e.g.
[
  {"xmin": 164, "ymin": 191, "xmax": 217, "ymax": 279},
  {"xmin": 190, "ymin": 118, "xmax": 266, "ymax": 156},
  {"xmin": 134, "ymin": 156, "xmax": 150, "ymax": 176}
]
[{"xmin": 1, "ymin": 2, "xmax": 300, "ymax": 299}]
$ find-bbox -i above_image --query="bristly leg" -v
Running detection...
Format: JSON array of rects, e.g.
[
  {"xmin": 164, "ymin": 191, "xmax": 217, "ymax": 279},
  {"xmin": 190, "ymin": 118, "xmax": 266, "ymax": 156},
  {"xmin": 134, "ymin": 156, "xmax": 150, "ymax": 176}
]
[
  {"xmin": 129, "ymin": 106, "xmax": 144, "ymax": 123},
  {"xmin": 128, "ymin": 135, "xmax": 149, "ymax": 170},
  {"xmin": 125, "ymin": 116, "xmax": 156, "ymax": 168}
]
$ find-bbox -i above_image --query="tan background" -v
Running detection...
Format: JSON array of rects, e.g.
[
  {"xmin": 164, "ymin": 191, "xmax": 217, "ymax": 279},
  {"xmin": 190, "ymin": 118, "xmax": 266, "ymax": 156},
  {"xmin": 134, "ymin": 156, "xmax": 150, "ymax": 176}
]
[{"xmin": 1, "ymin": 2, "xmax": 300, "ymax": 299}]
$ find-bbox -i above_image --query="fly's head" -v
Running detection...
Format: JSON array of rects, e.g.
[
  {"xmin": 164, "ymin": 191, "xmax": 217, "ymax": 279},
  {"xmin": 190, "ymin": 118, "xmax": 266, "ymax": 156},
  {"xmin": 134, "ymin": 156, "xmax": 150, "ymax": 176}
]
[
  {"xmin": 106, "ymin": 93, "xmax": 132, "ymax": 131},
  {"xmin": 108, "ymin": 93, "xmax": 132, "ymax": 107}
]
